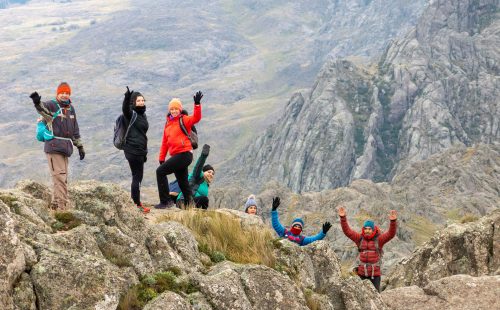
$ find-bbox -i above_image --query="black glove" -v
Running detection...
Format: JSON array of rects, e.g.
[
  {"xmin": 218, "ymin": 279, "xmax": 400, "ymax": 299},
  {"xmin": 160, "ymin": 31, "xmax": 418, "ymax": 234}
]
[
  {"xmin": 322, "ymin": 222, "xmax": 332, "ymax": 234},
  {"xmin": 124, "ymin": 86, "xmax": 133, "ymax": 101},
  {"xmin": 144, "ymin": 155, "xmax": 147, "ymax": 163},
  {"xmin": 159, "ymin": 160, "xmax": 165, "ymax": 165},
  {"xmin": 272, "ymin": 197, "xmax": 280, "ymax": 211},
  {"xmin": 30, "ymin": 91, "xmax": 41, "ymax": 105},
  {"xmin": 202, "ymin": 144, "xmax": 210, "ymax": 156},
  {"xmin": 78, "ymin": 146, "xmax": 85, "ymax": 160},
  {"xmin": 193, "ymin": 91, "xmax": 203, "ymax": 105}
]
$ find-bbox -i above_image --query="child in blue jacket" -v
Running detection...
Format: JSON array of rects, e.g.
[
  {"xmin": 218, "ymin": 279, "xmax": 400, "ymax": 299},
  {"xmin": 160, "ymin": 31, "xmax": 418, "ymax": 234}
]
[{"xmin": 271, "ymin": 197, "xmax": 331, "ymax": 246}]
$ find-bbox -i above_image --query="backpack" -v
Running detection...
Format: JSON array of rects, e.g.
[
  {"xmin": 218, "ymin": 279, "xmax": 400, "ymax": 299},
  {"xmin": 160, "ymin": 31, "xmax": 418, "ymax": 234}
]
[
  {"xmin": 179, "ymin": 112, "xmax": 198, "ymax": 150},
  {"xmin": 36, "ymin": 107, "xmax": 62, "ymax": 142},
  {"xmin": 355, "ymin": 234, "xmax": 383, "ymax": 278},
  {"xmin": 113, "ymin": 111, "xmax": 137, "ymax": 150}
]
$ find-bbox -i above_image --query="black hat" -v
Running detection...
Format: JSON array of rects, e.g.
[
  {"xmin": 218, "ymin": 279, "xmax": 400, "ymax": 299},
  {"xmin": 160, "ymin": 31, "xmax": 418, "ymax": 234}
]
[{"xmin": 203, "ymin": 164, "xmax": 214, "ymax": 172}]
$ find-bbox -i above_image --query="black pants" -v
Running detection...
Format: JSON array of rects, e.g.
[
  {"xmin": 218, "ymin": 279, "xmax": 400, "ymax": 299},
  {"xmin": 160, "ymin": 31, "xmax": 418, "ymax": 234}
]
[
  {"xmin": 125, "ymin": 152, "xmax": 145, "ymax": 205},
  {"xmin": 156, "ymin": 152, "xmax": 193, "ymax": 204},
  {"xmin": 359, "ymin": 275, "xmax": 381, "ymax": 292},
  {"xmin": 179, "ymin": 196, "xmax": 209, "ymax": 209}
]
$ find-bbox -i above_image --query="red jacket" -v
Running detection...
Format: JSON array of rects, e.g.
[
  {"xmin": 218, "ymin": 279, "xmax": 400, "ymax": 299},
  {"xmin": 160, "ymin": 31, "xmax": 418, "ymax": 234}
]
[
  {"xmin": 340, "ymin": 216, "xmax": 397, "ymax": 277},
  {"xmin": 158, "ymin": 104, "xmax": 201, "ymax": 160}
]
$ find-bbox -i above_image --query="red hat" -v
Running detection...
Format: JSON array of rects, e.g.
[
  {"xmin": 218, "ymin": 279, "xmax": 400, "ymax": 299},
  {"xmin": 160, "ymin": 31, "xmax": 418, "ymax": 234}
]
[{"xmin": 56, "ymin": 82, "xmax": 71, "ymax": 96}]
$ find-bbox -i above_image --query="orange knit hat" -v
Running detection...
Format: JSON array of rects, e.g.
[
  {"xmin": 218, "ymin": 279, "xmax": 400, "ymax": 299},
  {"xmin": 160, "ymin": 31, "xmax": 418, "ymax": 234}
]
[
  {"xmin": 168, "ymin": 98, "xmax": 183, "ymax": 111},
  {"xmin": 56, "ymin": 82, "xmax": 71, "ymax": 96}
]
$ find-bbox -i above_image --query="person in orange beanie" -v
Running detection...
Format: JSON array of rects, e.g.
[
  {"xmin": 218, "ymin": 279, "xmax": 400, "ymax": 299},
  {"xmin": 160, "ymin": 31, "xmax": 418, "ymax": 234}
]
[{"xmin": 29, "ymin": 82, "xmax": 85, "ymax": 210}]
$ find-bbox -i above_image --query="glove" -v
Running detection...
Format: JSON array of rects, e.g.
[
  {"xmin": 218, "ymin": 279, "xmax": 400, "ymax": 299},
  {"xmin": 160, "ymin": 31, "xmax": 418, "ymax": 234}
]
[
  {"xmin": 30, "ymin": 91, "xmax": 41, "ymax": 105},
  {"xmin": 124, "ymin": 86, "xmax": 133, "ymax": 101},
  {"xmin": 202, "ymin": 144, "xmax": 210, "ymax": 156},
  {"xmin": 159, "ymin": 160, "xmax": 165, "ymax": 165},
  {"xmin": 272, "ymin": 197, "xmax": 280, "ymax": 211},
  {"xmin": 78, "ymin": 146, "xmax": 85, "ymax": 160},
  {"xmin": 193, "ymin": 91, "xmax": 203, "ymax": 105},
  {"xmin": 144, "ymin": 155, "xmax": 147, "ymax": 163},
  {"xmin": 322, "ymin": 222, "xmax": 332, "ymax": 234}
]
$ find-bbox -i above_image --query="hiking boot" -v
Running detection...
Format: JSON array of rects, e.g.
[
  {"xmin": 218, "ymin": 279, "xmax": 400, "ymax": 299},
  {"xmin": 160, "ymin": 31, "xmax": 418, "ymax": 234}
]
[
  {"xmin": 154, "ymin": 201, "xmax": 174, "ymax": 209},
  {"xmin": 137, "ymin": 203, "xmax": 150, "ymax": 214}
]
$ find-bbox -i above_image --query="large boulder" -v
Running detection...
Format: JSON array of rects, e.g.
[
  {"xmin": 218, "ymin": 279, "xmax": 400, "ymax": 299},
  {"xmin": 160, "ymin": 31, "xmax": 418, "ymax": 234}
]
[
  {"xmin": 143, "ymin": 291, "xmax": 193, "ymax": 310},
  {"xmin": 385, "ymin": 210, "xmax": 500, "ymax": 289},
  {"xmin": 382, "ymin": 275, "xmax": 500, "ymax": 310}
]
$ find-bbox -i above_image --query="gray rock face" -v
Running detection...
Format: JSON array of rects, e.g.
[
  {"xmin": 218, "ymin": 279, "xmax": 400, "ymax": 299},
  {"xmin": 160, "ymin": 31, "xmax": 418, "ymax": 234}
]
[
  {"xmin": 385, "ymin": 210, "xmax": 500, "ymax": 289},
  {"xmin": 221, "ymin": 0, "xmax": 500, "ymax": 192},
  {"xmin": 382, "ymin": 275, "xmax": 500, "ymax": 310},
  {"xmin": 143, "ymin": 291, "xmax": 193, "ymax": 310}
]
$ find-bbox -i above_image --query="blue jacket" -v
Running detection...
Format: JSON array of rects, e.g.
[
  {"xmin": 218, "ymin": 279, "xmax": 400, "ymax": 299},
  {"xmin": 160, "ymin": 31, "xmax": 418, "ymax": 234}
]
[{"xmin": 271, "ymin": 210, "xmax": 325, "ymax": 246}]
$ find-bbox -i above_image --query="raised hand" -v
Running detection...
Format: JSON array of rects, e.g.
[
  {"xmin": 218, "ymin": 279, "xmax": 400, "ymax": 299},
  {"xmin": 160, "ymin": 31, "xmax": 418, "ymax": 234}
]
[
  {"xmin": 272, "ymin": 197, "xmax": 280, "ymax": 211},
  {"xmin": 202, "ymin": 144, "xmax": 210, "ymax": 156},
  {"xmin": 322, "ymin": 222, "xmax": 332, "ymax": 234},
  {"xmin": 124, "ymin": 86, "xmax": 133, "ymax": 100},
  {"xmin": 338, "ymin": 206, "xmax": 346, "ymax": 217},
  {"xmin": 193, "ymin": 91, "xmax": 203, "ymax": 105},
  {"xmin": 30, "ymin": 91, "xmax": 41, "ymax": 105},
  {"xmin": 389, "ymin": 210, "xmax": 397, "ymax": 221}
]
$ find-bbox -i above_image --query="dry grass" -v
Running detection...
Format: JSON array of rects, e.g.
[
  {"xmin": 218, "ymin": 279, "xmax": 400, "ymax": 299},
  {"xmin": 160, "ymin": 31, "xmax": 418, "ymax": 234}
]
[
  {"xmin": 407, "ymin": 216, "xmax": 437, "ymax": 246},
  {"xmin": 158, "ymin": 209, "xmax": 276, "ymax": 267}
]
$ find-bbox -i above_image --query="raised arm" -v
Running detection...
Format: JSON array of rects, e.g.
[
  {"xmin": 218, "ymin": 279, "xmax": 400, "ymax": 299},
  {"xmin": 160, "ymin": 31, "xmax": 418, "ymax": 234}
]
[
  {"xmin": 191, "ymin": 144, "xmax": 210, "ymax": 181},
  {"xmin": 302, "ymin": 231, "xmax": 326, "ymax": 246},
  {"xmin": 183, "ymin": 91, "xmax": 203, "ymax": 127},
  {"xmin": 338, "ymin": 206, "xmax": 361, "ymax": 244},
  {"xmin": 379, "ymin": 210, "xmax": 397, "ymax": 247},
  {"xmin": 271, "ymin": 197, "xmax": 285, "ymax": 237},
  {"xmin": 122, "ymin": 87, "xmax": 133, "ymax": 120}
]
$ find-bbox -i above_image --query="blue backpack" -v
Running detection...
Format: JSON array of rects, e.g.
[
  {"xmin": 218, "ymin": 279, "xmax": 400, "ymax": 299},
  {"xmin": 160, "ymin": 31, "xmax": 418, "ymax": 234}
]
[{"xmin": 36, "ymin": 103, "xmax": 62, "ymax": 142}]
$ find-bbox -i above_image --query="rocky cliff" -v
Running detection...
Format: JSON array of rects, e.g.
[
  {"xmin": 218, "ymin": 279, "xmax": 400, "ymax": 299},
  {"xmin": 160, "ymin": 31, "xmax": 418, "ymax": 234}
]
[
  {"xmin": 1, "ymin": 178, "xmax": 498, "ymax": 310},
  {"xmin": 221, "ymin": 0, "xmax": 499, "ymax": 192}
]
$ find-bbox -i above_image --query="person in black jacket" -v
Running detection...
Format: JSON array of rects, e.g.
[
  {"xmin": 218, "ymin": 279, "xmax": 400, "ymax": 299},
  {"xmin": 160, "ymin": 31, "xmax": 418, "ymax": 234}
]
[{"xmin": 122, "ymin": 86, "xmax": 150, "ymax": 214}]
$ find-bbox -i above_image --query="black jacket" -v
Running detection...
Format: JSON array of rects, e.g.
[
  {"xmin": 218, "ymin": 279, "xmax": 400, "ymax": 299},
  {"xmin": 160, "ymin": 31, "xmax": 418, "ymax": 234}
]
[{"xmin": 122, "ymin": 95, "xmax": 148, "ymax": 156}]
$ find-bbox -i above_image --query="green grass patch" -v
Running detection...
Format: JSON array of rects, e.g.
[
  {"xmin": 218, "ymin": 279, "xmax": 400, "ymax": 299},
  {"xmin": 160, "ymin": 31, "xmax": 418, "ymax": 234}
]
[
  {"xmin": 0, "ymin": 193, "xmax": 18, "ymax": 208},
  {"xmin": 51, "ymin": 211, "xmax": 82, "ymax": 232},
  {"xmin": 100, "ymin": 247, "xmax": 132, "ymax": 268},
  {"xmin": 407, "ymin": 216, "xmax": 438, "ymax": 246},
  {"xmin": 117, "ymin": 271, "xmax": 197, "ymax": 310}
]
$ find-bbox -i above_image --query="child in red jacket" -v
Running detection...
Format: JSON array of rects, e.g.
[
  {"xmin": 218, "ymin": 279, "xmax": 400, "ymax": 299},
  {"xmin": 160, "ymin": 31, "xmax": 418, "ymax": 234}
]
[{"xmin": 338, "ymin": 206, "xmax": 397, "ymax": 292}]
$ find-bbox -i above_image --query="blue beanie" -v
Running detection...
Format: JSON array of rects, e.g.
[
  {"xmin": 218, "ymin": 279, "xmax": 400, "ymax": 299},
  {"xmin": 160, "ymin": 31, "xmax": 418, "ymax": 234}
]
[
  {"xmin": 291, "ymin": 218, "xmax": 304, "ymax": 229},
  {"xmin": 244, "ymin": 194, "xmax": 257, "ymax": 212},
  {"xmin": 363, "ymin": 220, "xmax": 375, "ymax": 230}
]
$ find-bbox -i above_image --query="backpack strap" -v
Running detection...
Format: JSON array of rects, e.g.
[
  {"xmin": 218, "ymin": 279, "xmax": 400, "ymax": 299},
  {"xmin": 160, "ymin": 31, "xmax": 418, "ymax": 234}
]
[
  {"xmin": 179, "ymin": 116, "xmax": 191, "ymax": 138},
  {"xmin": 123, "ymin": 110, "xmax": 138, "ymax": 145}
]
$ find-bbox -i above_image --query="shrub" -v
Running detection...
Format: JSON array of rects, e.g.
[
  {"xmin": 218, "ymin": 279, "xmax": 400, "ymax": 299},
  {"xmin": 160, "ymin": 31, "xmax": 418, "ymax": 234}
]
[{"xmin": 159, "ymin": 209, "xmax": 276, "ymax": 267}]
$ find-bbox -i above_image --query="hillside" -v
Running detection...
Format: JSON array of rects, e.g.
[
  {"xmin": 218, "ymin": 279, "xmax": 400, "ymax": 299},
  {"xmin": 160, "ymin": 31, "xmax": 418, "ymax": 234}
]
[
  {"xmin": 0, "ymin": 0, "xmax": 427, "ymax": 187},
  {"xmin": 220, "ymin": 0, "xmax": 500, "ymax": 192}
]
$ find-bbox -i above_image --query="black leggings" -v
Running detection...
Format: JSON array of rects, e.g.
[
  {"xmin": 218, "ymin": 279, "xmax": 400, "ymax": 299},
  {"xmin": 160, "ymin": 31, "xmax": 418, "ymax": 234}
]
[
  {"xmin": 179, "ymin": 196, "xmax": 209, "ymax": 209},
  {"xmin": 359, "ymin": 275, "xmax": 381, "ymax": 292},
  {"xmin": 125, "ymin": 152, "xmax": 145, "ymax": 205},
  {"xmin": 156, "ymin": 152, "xmax": 193, "ymax": 204}
]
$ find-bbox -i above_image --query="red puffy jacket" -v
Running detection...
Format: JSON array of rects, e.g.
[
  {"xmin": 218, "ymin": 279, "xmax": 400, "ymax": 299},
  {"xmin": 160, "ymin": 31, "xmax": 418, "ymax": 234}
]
[
  {"xmin": 158, "ymin": 104, "xmax": 201, "ymax": 161},
  {"xmin": 340, "ymin": 216, "xmax": 397, "ymax": 277}
]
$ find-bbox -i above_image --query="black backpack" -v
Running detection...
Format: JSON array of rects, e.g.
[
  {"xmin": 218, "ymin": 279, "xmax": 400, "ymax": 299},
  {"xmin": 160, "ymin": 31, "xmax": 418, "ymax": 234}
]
[
  {"xmin": 113, "ymin": 111, "xmax": 137, "ymax": 150},
  {"xmin": 179, "ymin": 110, "xmax": 198, "ymax": 149}
]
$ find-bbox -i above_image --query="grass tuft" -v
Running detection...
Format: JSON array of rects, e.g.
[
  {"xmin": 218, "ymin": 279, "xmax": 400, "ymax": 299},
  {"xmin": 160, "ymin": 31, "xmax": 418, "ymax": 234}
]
[
  {"xmin": 159, "ymin": 209, "xmax": 276, "ymax": 267},
  {"xmin": 51, "ymin": 211, "xmax": 82, "ymax": 232}
]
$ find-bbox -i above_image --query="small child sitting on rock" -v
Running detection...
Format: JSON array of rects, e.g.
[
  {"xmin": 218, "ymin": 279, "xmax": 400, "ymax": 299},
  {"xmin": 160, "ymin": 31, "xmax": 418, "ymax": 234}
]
[{"xmin": 271, "ymin": 197, "xmax": 331, "ymax": 246}]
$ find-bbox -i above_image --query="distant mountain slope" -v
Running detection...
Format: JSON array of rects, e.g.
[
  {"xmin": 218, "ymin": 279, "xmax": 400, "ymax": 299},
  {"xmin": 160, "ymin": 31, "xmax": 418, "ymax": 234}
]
[
  {"xmin": 221, "ymin": 0, "xmax": 499, "ymax": 192},
  {"xmin": 0, "ymin": 0, "xmax": 426, "ymax": 187}
]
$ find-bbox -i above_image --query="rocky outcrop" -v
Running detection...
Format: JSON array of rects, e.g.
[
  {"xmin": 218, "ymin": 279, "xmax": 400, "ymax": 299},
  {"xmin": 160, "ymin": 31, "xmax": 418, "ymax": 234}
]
[
  {"xmin": 382, "ymin": 275, "xmax": 500, "ymax": 310},
  {"xmin": 384, "ymin": 209, "xmax": 500, "ymax": 289},
  {"xmin": 221, "ymin": 0, "xmax": 500, "ymax": 192}
]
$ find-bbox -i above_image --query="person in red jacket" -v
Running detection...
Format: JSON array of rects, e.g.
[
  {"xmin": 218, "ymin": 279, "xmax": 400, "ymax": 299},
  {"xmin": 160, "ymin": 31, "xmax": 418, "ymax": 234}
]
[
  {"xmin": 154, "ymin": 91, "xmax": 203, "ymax": 209},
  {"xmin": 338, "ymin": 206, "xmax": 397, "ymax": 292}
]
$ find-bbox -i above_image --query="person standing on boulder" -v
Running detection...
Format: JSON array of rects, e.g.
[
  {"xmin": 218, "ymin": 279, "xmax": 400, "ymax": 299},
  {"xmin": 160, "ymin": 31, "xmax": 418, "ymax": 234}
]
[
  {"xmin": 29, "ymin": 82, "xmax": 85, "ymax": 211},
  {"xmin": 271, "ymin": 197, "xmax": 331, "ymax": 246},
  {"xmin": 176, "ymin": 144, "xmax": 214, "ymax": 209},
  {"xmin": 155, "ymin": 91, "xmax": 203, "ymax": 209},
  {"xmin": 337, "ymin": 206, "xmax": 397, "ymax": 292},
  {"xmin": 121, "ymin": 86, "xmax": 150, "ymax": 214}
]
